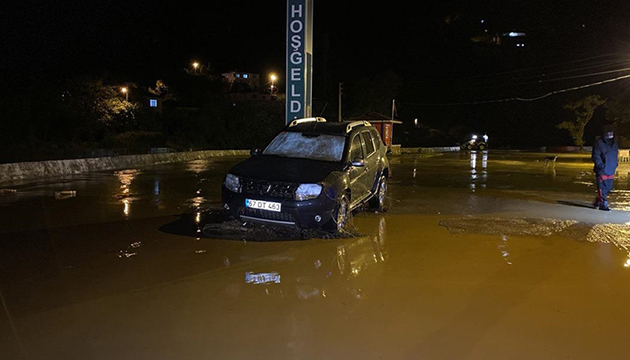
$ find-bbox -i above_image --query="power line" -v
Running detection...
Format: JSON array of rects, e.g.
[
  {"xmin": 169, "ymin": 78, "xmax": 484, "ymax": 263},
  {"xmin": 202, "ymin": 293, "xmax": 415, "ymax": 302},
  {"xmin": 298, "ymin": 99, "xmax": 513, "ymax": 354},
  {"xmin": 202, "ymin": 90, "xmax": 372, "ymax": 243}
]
[
  {"xmin": 522, "ymin": 59, "xmax": 629, "ymax": 79},
  {"xmin": 405, "ymin": 73, "xmax": 630, "ymax": 106},
  {"xmin": 469, "ymin": 66, "xmax": 630, "ymax": 90},
  {"xmin": 419, "ymin": 51, "xmax": 630, "ymax": 85},
  {"xmin": 521, "ymin": 67, "xmax": 630, "ymax": 85}
]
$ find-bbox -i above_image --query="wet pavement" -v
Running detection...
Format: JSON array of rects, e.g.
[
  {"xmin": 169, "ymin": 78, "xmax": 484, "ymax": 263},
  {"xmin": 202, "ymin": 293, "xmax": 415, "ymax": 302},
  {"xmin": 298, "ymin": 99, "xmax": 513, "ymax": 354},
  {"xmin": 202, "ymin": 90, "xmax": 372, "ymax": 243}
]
[{"xmin": 1, "ymin": 151, "xmax": 630, "ymax": 359}]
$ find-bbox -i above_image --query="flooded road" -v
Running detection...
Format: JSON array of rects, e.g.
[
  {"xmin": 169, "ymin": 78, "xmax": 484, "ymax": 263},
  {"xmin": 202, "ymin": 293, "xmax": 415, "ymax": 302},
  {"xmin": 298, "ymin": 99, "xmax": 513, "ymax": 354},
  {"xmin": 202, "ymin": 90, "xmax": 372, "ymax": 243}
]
[{"xmin": 1, "ymin": 151, "xmax": 630, "ymax": 359}]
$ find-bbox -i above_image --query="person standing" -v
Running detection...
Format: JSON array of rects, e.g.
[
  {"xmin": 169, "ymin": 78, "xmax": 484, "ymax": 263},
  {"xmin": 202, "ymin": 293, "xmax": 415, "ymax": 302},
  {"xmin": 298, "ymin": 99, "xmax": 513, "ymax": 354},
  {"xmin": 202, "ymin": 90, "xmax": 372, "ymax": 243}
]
[{"xmin": 592, "ymin": 124, "xmax": 619, "ymax": 211}]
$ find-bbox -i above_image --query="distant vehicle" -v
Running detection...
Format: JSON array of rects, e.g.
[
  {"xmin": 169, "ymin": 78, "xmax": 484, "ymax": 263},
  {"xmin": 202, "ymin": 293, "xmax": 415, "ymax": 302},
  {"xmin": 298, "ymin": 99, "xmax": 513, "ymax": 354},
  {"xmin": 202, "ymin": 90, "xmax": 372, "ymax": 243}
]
[
  {"xmin": 460, "ymin": 133, "xmax": 488, "ymax": 150},
  {"xmin": 222, "ymin": 117, "xmax": 390, "ymax": 233}
]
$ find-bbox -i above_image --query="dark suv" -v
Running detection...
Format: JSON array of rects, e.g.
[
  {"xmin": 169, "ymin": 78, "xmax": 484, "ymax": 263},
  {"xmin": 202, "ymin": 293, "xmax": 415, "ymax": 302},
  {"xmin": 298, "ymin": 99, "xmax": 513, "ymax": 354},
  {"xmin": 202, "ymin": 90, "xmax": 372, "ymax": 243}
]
[{"xmin": 222, "ymin": 117, "xmax": 390, "ymax": 233}]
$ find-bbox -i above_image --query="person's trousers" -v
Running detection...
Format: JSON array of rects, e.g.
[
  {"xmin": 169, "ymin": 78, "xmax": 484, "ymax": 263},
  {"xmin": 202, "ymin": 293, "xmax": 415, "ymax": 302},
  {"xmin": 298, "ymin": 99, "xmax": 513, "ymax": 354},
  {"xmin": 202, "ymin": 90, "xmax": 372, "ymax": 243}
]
[{"xmin": 596, "ymin": 174, "xmax": 614, "ymax": 204}]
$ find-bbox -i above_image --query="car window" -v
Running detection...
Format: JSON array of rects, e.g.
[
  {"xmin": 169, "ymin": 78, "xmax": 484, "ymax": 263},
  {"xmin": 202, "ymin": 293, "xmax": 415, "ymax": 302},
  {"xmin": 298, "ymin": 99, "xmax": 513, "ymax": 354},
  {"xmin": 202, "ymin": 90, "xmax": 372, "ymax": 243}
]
[
  {"xmin": 263, "ymin": 131, "xmax": 346, "ymax": 162},
  {"xmin": 363, "ymin": 131, "xmax": 375, "ymax": 156},
  {"xmin": 349, "ymin": 135, "xmax": 364, "ymax": 161}
]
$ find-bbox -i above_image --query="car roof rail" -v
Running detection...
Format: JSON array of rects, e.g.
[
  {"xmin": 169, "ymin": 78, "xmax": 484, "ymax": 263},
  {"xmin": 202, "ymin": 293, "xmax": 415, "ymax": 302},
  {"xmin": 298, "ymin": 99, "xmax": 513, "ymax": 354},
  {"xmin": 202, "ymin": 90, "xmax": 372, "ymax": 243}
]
[
  {"xmin": 288, "ymin": 117, "xmax": 327, "ymax": 127},
  {"xmin": 345, "ymin": 121, "xmax": 372, "ymax": 133}
]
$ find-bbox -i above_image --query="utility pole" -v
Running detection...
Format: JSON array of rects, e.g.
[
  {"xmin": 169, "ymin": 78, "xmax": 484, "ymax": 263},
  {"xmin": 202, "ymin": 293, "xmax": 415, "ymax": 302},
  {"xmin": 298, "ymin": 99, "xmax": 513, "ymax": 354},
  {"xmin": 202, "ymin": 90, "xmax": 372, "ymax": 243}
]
[{"xmin": 338, "ymin": 82, "xmax": 343, "ymax": 122}]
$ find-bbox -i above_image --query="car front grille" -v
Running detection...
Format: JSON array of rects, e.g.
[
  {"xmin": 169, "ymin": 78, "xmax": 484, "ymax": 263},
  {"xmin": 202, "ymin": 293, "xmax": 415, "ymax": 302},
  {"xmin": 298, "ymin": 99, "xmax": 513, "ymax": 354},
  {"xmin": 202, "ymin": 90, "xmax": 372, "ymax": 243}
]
[
  {"xmin": 241, "ymin": 178, "xmax": 297, "ymax": 199},
  {"xmin": 239, "ymin": 207, "xmax": 296, "ymax": 224}
]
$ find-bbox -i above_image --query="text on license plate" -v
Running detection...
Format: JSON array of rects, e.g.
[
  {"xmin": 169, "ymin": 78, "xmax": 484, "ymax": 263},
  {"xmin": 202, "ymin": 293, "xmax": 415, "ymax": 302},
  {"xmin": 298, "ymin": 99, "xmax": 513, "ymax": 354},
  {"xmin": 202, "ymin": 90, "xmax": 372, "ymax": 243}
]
[{"xmin": 245, "ymin": 199, "xmax": 282, "ymax": 212}]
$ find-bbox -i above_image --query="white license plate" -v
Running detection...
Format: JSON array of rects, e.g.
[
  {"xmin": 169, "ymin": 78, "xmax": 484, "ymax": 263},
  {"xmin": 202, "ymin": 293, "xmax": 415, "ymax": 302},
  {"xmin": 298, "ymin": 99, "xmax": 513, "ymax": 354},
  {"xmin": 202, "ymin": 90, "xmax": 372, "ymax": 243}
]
[
  {"xmin": 245, "ymin": 199, "xmax": 282, "ymax": 212},
  {"xmin": 245, "ymin": 272, "xmax": 281, "ymax": 284}
]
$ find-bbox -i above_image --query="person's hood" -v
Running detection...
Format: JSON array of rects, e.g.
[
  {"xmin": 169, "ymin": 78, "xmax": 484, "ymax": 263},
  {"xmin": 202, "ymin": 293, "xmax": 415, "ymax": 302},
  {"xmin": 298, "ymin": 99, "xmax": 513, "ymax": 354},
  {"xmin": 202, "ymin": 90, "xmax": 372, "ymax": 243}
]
[
  {"xmin": 601, "ymin": 124, "xmax": 615, "ymax": 145},
  {"xmin": 229, "ymin": 155, "xmax": 345, "ymax": 183},
  {"xmin": 602, "ymin": 124, "xmax": 615, "ymax": 137}
]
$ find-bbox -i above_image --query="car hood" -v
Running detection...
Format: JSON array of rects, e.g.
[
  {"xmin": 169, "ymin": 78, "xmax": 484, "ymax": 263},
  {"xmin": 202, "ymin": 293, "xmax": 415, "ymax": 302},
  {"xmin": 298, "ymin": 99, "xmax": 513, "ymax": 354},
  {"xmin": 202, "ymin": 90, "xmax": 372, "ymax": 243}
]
[{"xmin": 230, "ymin": 156, "xmax": 344, "ymax": 183}]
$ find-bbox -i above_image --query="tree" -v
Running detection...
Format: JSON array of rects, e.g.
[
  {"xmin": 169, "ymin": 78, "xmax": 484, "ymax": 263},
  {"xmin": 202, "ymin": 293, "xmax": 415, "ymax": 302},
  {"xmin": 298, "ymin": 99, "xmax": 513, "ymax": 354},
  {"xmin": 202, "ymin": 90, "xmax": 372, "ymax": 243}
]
[
  {"xmin": 605, "ymin": 98, "xmax": 630, "ymax": 136},
  {"xmin": 557, "ymin": 95, "xmax": 606, "ymax": 148}
]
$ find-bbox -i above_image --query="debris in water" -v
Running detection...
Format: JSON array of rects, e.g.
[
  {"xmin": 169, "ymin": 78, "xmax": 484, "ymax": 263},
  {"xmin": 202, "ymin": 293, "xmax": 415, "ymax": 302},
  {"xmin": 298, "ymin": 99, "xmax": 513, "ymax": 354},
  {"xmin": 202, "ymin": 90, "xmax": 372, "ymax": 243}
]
[
  {"xmin": 440, "ymin": 217, "xmax": 577, "ymax": 237},
  {"xmin": 118, "ymin": 250, "xmax": 137, "ymax": 258},
  {"xmin": 586, "ymin": 223, "xmax": 630, "ymax": 249},
  {"xmin": 54, "ymin": 190, "xmax": 77, "ymax": 200},
  {"xmin": 0, "ymin": 189, "xmax": 17, "ymax": 195},
  {"xmin": 202, "ymin": 220, "xmax": 358, "ymax": 241}
]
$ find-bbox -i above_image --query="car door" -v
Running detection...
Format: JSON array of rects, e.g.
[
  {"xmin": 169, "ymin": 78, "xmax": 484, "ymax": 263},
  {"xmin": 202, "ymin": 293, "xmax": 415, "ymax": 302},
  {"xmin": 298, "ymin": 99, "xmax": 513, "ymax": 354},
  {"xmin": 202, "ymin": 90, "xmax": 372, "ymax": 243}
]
[
  {"xmin": 347, "ymin": 134, "xmax": 368, "ymax": 204},
  {"xmin": 360, "ymin": 131, "xmax": 379, "ymax": 194}
]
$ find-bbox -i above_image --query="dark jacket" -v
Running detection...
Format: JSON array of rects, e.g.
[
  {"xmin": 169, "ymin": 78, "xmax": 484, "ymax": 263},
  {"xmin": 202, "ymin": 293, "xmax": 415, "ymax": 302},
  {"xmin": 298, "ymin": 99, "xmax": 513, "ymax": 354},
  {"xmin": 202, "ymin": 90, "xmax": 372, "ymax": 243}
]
[{"xmin": 592, "ymin": 136, "xmax": 619, "ymax": 176}]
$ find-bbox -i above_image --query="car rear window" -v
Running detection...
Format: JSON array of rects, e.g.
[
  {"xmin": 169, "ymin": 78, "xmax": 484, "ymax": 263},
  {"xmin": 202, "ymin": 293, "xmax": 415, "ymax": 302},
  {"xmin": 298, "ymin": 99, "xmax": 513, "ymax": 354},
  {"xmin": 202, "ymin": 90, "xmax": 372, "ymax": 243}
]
[
  {"xmin": 363, "ymin": 132, "xmax": 375, "ymax": 155},
  {"xmin": 349, "ymin": 135, "xmax": 364, "ymax": 160},
  {"xmin": 263, "ymin": 131, "xmax": 346, "ymax": 162}
]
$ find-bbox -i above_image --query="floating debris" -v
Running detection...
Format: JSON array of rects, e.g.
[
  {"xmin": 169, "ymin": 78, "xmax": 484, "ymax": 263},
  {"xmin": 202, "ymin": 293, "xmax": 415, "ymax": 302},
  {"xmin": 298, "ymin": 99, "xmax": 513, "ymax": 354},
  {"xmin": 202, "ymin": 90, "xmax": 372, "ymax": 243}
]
[
  {"xmin": 440, "ymin": 217, "xmax": 577, "ymax": 237},
  {"xmin": 0, "ymin": 189, "xmax": 17, "ymax": 195},
  {"xmin": 586, "ymin": 223, "xmax": 630, "ymax": 249},
  {"xmin": 202, "ymin": 220, "xmax": 358, "ymax": 241},
  {"xmin": 54, "ymin": 190, "xmax": 77, "ymax": 200},
  {"xmin": 118, "ymin": 250, "xmax": 137, "ymax": 258}
]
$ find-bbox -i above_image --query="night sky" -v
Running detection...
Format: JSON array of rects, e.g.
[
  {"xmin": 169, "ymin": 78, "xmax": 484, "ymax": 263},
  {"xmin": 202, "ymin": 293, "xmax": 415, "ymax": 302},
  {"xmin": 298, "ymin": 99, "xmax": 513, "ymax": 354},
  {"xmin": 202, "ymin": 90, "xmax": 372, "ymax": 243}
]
[{"xmin": 2, "ymin": 0, "xmax": 630, "ymax": 144}]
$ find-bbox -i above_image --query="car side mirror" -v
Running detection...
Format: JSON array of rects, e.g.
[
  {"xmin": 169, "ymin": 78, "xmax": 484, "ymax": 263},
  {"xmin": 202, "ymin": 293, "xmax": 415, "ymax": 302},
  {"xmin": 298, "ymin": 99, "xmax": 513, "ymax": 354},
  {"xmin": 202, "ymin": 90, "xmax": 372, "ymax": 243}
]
[
  {"xmin": 351, "ymin": 157, "xmax": 365, "ymax": 167},
  {"xmin": 250, "ymin": 148, "xmax": 261, "ymax": 156}
]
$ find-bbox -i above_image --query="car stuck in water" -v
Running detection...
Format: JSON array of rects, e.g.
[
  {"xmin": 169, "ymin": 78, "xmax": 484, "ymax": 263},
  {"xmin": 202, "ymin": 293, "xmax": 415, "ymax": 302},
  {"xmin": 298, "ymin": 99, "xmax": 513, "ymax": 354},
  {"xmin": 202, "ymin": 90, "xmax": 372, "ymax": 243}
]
[{"xmin": 222, "ymin": 117, "xmax": 390, "ymax": 233}]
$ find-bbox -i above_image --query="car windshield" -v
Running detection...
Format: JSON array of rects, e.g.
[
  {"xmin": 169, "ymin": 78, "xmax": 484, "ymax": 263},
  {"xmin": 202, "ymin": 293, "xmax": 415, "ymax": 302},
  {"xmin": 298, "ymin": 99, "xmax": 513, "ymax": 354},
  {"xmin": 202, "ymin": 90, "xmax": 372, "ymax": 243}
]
[{"xmin": 263, "ymin": 131, "xmax": 346, "ymax": 162}]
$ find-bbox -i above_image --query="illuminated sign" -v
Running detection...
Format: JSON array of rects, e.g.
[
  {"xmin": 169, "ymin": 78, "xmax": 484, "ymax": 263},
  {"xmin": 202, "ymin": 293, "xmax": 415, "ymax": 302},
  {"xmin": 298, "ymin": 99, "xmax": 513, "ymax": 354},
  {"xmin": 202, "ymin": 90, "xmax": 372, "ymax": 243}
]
[{"xmin": 286, "ymin": 0, "xmax": 313, "ymax": 124}]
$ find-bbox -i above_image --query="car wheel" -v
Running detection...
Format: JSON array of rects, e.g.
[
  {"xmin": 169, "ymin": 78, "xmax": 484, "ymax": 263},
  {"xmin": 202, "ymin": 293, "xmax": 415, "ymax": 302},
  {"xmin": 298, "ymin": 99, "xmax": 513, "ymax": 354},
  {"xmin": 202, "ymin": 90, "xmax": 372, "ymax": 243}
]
[
  {"xmin": 325, "ymin": 194, "xmax": 350, "ymax": 234},
  {"xmin": 466, "ymin": 144, "xmax": 473, "ymax": 150},
  {"xmin": 369, "ymin": 176, "xmax": 387, "ymax": 212},
  {"xmin": 478, "ymin": 143, "xmax": 487, "ymax": 150}
]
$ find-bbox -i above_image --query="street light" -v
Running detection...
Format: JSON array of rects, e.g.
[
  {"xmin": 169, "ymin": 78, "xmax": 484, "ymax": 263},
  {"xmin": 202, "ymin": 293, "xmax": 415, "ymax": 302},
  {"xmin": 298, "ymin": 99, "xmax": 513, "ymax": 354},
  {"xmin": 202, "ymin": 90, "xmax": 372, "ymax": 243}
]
[
  {"xmin": 270, "ymin": 73, "xmax": 277, "ymax": 94},
  {"xmin": 192, "ymin": 62, "xmax": 199, "ymax": 73},
  {"xmin": 121, "ymin": 87, "xmax": 128, "ymax": 101}
]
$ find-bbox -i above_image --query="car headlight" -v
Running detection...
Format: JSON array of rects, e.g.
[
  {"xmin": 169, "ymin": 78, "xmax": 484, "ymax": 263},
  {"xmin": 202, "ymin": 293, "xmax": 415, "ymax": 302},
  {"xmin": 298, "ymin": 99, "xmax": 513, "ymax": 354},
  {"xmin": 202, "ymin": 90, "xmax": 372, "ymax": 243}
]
[
  {"xmin": 224, "ymin": 174, "xmax": 241, "ymax": 193},
  {"xmin": 295, "ymin": 184, "xmax": 322, "ymax": 201}
]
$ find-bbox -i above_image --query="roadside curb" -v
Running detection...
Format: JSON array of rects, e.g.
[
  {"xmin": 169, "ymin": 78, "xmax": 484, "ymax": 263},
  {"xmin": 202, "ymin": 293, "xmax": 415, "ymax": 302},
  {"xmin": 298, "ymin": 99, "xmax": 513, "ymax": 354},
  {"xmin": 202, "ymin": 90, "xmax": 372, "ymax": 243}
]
[
  {"xmin": 398, "ymin": 146, "xmax": 461, "ymax": 154},
  {"xmin": 0, "ymin": 150, "xmax": 249, "ymax": 183},
  {"xmin": 1, "ymin": 146, "xmax": 486, "ymax": 183}
]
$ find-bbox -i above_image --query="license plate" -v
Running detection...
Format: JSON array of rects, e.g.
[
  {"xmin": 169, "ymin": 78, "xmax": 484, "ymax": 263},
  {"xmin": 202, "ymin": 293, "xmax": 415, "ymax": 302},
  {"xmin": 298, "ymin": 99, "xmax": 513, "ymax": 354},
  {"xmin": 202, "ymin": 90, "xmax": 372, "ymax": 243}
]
[
  {"xmin": 245, "ymin": 199, "xmax": 282, "ymax": 212},
  {"xmin": 245, "ymin": 272, "xmax": 281, "ymax": 284}
]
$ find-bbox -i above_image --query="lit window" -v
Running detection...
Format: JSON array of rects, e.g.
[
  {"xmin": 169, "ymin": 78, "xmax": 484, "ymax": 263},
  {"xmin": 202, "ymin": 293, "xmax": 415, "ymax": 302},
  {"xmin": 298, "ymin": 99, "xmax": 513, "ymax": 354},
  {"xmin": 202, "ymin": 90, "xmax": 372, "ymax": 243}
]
[
  {"xmin": 236, "ymin": 73, "xmax": 241, "ymax": 78},
  {"xmin": 243, "ymin": 74, "xmax": 249, "ymax": 79},
  {"xmin": 149, "ymin": 99, "xmax": 158, "ymax": 107}
]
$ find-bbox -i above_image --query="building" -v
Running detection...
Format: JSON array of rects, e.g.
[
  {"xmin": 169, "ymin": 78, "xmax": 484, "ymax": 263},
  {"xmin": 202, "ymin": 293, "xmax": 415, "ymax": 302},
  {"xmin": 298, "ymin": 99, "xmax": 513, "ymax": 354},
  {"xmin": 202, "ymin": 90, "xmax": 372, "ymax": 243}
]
[{"xmin": 221, "ymin": 71, "xmax": 260, "ymax": 92}]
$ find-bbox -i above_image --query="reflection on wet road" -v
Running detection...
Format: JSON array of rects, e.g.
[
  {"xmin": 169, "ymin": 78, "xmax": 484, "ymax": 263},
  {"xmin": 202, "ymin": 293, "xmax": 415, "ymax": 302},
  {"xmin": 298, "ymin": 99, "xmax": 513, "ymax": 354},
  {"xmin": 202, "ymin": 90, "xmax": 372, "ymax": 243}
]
[{"xmin": 1, "ymin": 152, "xmax": 630, "ymax": 359}]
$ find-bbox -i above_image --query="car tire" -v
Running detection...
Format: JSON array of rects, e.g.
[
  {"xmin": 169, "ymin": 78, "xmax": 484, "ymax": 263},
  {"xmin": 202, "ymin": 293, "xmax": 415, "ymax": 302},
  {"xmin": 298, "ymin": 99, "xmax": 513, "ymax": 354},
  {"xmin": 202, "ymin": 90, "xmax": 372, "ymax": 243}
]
[
  {"xmin": 478, "ymin": 143, "xmax": 487, "ymax": 150},
  {"xmin": 369, "ymin": 175, "xmax": 387, "ymax": 212},
  {"xmin": 325, "ymin": 194, "xmax": 350, "ymax": 234},
  {"xmin": 466, "ymin": 144, "xmax": 473, "ymax": 150}
]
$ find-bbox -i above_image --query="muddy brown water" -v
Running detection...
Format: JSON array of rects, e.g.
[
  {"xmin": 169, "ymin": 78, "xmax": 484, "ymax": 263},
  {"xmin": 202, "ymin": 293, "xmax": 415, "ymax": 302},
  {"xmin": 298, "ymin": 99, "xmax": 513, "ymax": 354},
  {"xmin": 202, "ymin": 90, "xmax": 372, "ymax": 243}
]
[{"xmin": 1, "ymin": 151, "xmax": 630, "ymax": 359}]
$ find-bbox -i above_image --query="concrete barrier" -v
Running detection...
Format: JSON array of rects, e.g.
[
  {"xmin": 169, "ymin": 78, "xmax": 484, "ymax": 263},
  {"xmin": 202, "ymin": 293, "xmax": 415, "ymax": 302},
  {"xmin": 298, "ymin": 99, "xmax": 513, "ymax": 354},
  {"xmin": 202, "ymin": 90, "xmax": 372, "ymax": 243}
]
[{"xmin": 0, "ymin": 150, "xmax": 249, "ymax": 184}]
